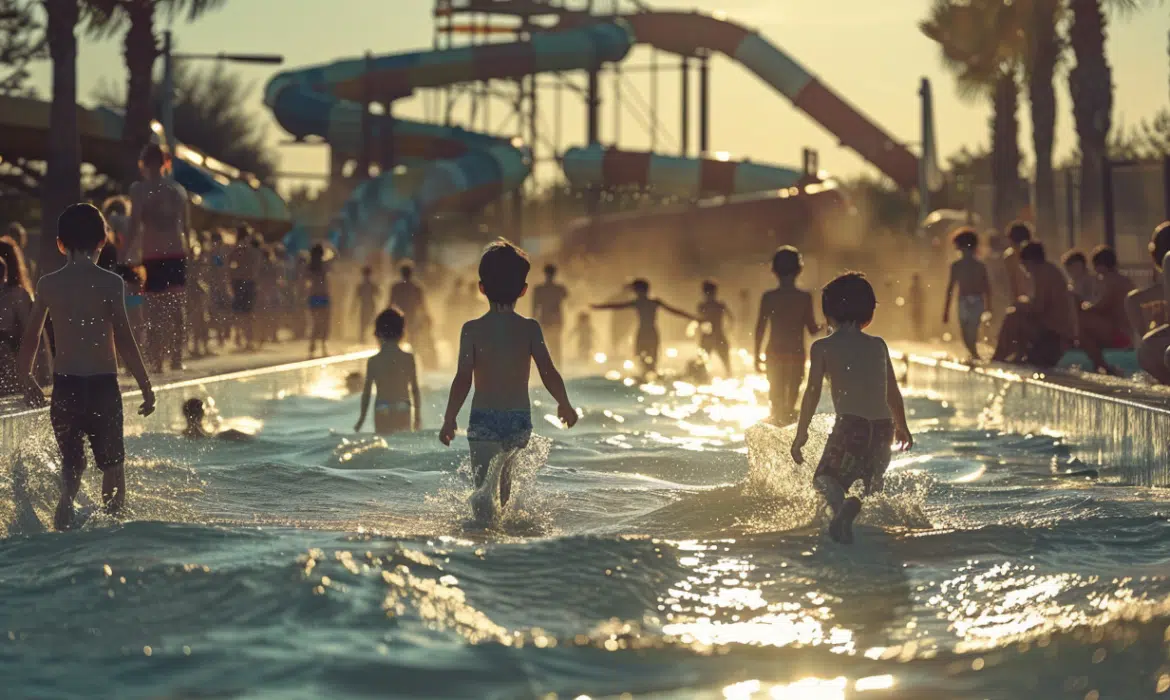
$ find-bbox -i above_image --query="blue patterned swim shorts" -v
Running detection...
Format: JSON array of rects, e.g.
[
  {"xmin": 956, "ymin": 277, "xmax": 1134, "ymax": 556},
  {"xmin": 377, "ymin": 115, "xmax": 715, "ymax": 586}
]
[{"xmin": 467, "ymin": 409, "xmax": 532, "ymax": 449}]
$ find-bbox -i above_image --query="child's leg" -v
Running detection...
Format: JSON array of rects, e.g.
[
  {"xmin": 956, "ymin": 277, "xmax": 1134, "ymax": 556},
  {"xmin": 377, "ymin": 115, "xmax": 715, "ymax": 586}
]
[
  {"xmin": 468, "ymin": 440, "xmax": 501, "ymax": 488},
  {"xmin": 50, "ymin": 389, "xmax": 86, "ymax": 531},
  {"xmin": 813, "ymin": 473, "xmax": 846, "ymax": 513},
  {"xmin": 90, "ymin": 378, "xmax": 127, "ymax": 516},
  {"xmin": 960, "ymin": 317, "xmax": 980, "ymax": 359}
]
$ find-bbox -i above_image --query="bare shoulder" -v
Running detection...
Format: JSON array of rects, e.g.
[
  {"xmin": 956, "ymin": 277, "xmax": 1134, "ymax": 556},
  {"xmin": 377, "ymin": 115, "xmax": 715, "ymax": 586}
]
[
  {"xmin": 526, "ymin": 316, "xmax": 544, "ymax": 337},
  {"xmin": 809, "ymin": 335, "xmax": 829, "ymax": 355}
]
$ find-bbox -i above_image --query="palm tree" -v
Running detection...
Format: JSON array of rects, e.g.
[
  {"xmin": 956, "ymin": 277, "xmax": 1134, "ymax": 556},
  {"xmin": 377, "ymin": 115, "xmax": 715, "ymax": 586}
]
[
  {"xmin": 40, "ymin": 0, "xmax": 81, "ymax": 273},
  {"xmin": 1024, "ymin": 0, "xmax": 1060, "ymax": 241},
  {"xmin": 86, "ymin": 0, "xmax": 226, "ymax": 179},
  {"xmin": 921, "ymin": 0, "xmax": 1024, "ymax": 230}
]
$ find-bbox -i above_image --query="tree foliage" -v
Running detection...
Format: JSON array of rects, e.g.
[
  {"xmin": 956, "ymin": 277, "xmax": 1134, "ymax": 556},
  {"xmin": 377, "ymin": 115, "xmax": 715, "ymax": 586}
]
[{"xmin": 0, "ymin": 0, "xmax": 44, "ymax": 96}]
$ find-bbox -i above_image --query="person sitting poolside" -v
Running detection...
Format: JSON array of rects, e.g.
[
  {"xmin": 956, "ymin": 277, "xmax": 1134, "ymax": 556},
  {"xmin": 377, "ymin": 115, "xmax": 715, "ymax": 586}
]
[
  {"xmin": 992, "ymin": 242, "xmax": 1078, "ymax": 368},
  {"xmin": 182, "ymin": 398, "xmax": 253, "ymax": 442},
  {"xmin": 1125, "ymin": 222, "xmax": 1170, "ymax": 384},
  {"xmin": 1075, "ymin": 246, "xmax": 1135, "ymax": 375}
]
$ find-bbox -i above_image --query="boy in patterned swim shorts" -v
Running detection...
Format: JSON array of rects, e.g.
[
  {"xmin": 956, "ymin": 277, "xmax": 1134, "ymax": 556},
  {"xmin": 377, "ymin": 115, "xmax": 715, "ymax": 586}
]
[
  {"xmin": 439, "ymin": 239, "xmax": 578, "ymax": 509},
  {"xmin": 790, "ymin": 273, "xmax": 913, "ymax": 544}
]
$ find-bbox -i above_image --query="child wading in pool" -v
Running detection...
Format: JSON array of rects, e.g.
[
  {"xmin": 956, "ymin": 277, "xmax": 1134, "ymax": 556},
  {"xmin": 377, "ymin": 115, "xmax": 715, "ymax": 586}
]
[
  {"xmin": 592, "ymin": 279, "xmax": 695, "ymax": 375},
  {"xmin": 790, "ymin": 272, "xmax": 912, "ymax": 544},
  {"xmin": 697, "ymin": 280, "xmax": 733, "ymax": 376},
  {"xmin": 755, "ymin": 246, "xmax": 819, "ymax": 423},
  {"xmin": 942, "ymin": 227, "xmax": 991, "ymax": 362},
  {"xmin": 440, "ymin": 240, "xmax": 578, "ymax": 510},
  {"xmin": 306, "ymin": 244, "xmax": 331, "ymax": 358},
  {"xmin": 16, "ymin": 204, "xmax": 156, "ymax": 530},
  {"xmin": 355, "ymin": 307, "xmax": 421, "ymax": 435}
]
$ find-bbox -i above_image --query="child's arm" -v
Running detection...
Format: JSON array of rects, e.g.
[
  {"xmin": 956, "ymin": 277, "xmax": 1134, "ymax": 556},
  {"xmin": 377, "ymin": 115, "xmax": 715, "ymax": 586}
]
[
  {"xmin": 14, "ymin": 288, "xmax": 48, "ymax": 406},
  {"xmin": 530, "ymin": 321, "xmax": 578, "ymax": 427},
  {"xmin": 410, "ymin": 354, "xmax": 422, "ymax": 432},
  {"xmin": 110, "ymin": 288, "xmax": 155, "ymax": 416},
  {"xmin": 439, "ymin": 325, "xmax": 473, "ymax": 445},
  {"xmin": 790, "ymin": 340, "xmax": 825, "ymax": 464},
  {"xmin": 980, "ymin": 264, "xmax": 992, "ymax": 318},
  {"xmin": 884, "ymin": 341, "xmax": 912, "ymax": 451},
  {"xmin": 658, "ymin": 299, "xmax": 698, "ymax": 321},
  {"xmin": 942, "ymin": 264, "xmax": 956, "ymax": 324},
  {"xmin": 592, "ymin": 300, "xmax": 634, "ymax": 311},
  {"xmin": 805, "ymin": 294, "xmax": 820, "ymax": 335},
  {"xmin": 354, "ymin": 361, "xmax": 373, "ymax": 432},
  {"xmin": 753, "ymin": 295, "xmax": 769, "ymax": 372}
]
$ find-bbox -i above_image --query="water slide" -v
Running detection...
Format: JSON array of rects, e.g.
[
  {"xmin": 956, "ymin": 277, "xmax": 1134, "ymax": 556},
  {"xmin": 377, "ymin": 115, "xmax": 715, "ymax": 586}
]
[{"xmin": 0, "ymin": 95, "xmax": 291, "ymax": 233}]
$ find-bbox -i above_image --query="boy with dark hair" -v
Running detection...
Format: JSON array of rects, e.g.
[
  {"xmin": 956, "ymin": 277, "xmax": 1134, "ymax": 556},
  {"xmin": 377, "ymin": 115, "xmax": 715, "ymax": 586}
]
[
  {"xmin": 942, "ymin": 227, "xmax": 991, "ymax": 361},
  {"xmin": 181, "ymin": 398, "xmax": 253, "ymax": 442},
  {"xmin": 592, "ymin": 279, "xmax": 696, "ymax": 375},
  {"xmin": 1003, "ymin": 220, "xmax": 1034, "ymax": 301},
  {"xmin": 697, "ymin": 280, "xmax": 733, "ymax": 375},
  {"xmin": 992, "ymin": 241, "xmax": 1078, "ymax": 368},
  {"xmin": 532, "ymin": 263, "xmax": 569, "ymax": 365},
  {"xmin": 791, "ymin": 272, "xmax": 912, "ymax": 544},
  {"xmin": 1126, "ymin": 222, "xmax": 1170, "ymax": 383},
  {"xmin": 1061, "ymin": 250, "xmax": 1097, "ymax": 304},
  {"xmin": 15, "ymin": 203, "xmax": 155, "ymax": 531},
  {"xmin": 440, "ymin": 239, "xmax": 578, "ymax": 511},
  {"xmin": 1072, "ymin": 245, "xmax": 1136, "ymax": 375},
  {"xmin": 755, "ymin": 245, "xmax": 819, "ymax": 422},
  {"xmin": 355, "ymin": 307, "xmax": 421, "ymax": 435},
  {"xmin": 354, "ymin": 266, "xmax": 380, "ymax": 343}
]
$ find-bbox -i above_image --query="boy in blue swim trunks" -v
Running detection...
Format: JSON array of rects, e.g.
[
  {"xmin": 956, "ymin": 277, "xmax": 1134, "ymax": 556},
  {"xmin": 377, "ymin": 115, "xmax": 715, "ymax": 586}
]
[
  {"xmin": 790, "ymin": 273, "xmax": 912, "ymax": 544},
  {"xmin": 439, "ymin": 239, "xmax": 578, "ymax": 507}
]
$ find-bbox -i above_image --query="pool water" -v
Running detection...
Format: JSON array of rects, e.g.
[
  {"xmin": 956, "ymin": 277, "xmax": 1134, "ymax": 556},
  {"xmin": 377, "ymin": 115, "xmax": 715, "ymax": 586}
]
[{"xmin": 3, "ymin": 365, "xmax": 1170, "ymax": 699}]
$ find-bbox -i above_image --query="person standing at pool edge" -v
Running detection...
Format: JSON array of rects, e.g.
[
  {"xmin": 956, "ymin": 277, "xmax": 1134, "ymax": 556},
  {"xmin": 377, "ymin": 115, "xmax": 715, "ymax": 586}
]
[
  {"xmin": 791, "ymin": 272, "xmax": 912, "ymax": 545},
  {"xmin": 15, "ymin": 203, "xmax": 156, "ymax": 530},
  {"xmin": 440, "ymin": 239, "xmax": 578, "ymax": 512}
]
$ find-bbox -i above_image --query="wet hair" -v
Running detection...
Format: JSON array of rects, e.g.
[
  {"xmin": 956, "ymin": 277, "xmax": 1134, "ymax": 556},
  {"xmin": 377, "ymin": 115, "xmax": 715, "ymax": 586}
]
[
  {"xmin": 308, "ymin": 243, "xmax": 326, "ymax": 274},
  {"xmin": 102, "ymin": 195, "xmax": 130, "ymax": 218},
  {"xmin": 182, "ymin": 398, "xmax": 205, "ymax": 421},
  {"xmin": 374, "ymin": 306, "xmax": 406, "ymax": 341},
  {"xmin": 950, "ymin": 227, "xmax": 978, "ymax": 251},
  {"xmin": 361, "ymin": 265, "xmax": 372, "ymax": 277},
  {"xmin": 57, "ymin": 202, "xmax": 109, "ymax": 253},
  {"xmin": 1090, "ymin": 245, "xmax": 1118, "ymax": 270},
  {"xmin": 1150, "ymin": 221, "xmax": 1170, "ymax": 270},
  {"xmin": 702, "ymin": 279, "xmax": 717, "ymax": 296},
  {"xmin": 631, "ymin": 278, "xmax": 650, "ymax": 295},
  {"xmin": 1020, "ymin": 241, "xmax": 1046, "ymax": 264},
  {"xmin": 5, "ymin": 222, "xmax": 27, "ymax": 249},
  {"xmin": 400, "ymin": 263, "xmax": 413, "ymax": 280},
  {"xmin": 0, "ymin": 237, "xmax": 30, "ymax": 293},
  {"xmin": 544, "ymin": 263, "xmax": 558, "ymax": 278},
  {"xmin": 821, "ymin": 271, "xmax": 876, "ymax": 326},
  {"xmin": 1006, "ymin": 220, "xmax": 1033, "ymax": 246},
  {"xmin": 1060, "ymin": 250, "xmax": 1087, "ymax": 268},
  {"xmin": 139, "ymin": 143, "xmax": 171, "ymax": 175},
  {"xmin": 771, "ymin": 245, "xmax": 803, "ymax": 277},
  {"xmin": 478, "ymin": 238, "xmax": 530, "ymax": 304}
]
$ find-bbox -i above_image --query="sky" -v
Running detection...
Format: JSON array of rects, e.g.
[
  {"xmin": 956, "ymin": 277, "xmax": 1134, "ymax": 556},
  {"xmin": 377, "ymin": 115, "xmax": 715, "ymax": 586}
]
[{"xmin": 24, "ymin": 0, "xmax": 1170, "ymax": 192}]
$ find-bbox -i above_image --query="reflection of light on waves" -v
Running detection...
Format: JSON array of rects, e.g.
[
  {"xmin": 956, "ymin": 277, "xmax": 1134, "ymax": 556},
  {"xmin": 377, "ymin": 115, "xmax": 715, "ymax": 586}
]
[
  {"xmin": 723, "ymin": 675, "xmax": 893, "ymax": 698},
  {"xmin": 219, "ymin": 415, "xmax": 264, "ymax": 435},
  {"xmin": 306, "ymin": 375, "xmax": 347, "ymax": 400}
]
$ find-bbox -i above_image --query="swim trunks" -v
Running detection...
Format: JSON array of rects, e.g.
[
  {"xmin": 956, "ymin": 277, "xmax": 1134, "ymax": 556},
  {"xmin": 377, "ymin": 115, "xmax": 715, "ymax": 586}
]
[
  {"xmin": 50, "ymin": 374, "xmax": 124, "ymax": 475},
  {"xmin": 814, "ymin": 414, "xmax": 894, "ymax": 494},
  {"xmin": 958, "ymin": 295, "xmax": 984, "ymax": 350},
  {"xmin": 124, "ymin": 294, "xmax": 145, "ymax": 311},
  {"xmin": 374, "ymin": 399, "xmax": 412, "ymax": 434},
  {"xmin": 232, "ymin": 280, "xmax": 257, "ymax": 314},
  {"xmin": 467, "ymin": 408, "xmax": 533, "ymax": 488},
  {"xmin": 143, "ymin": 257, "xmax": 186, "ymax": 294}
]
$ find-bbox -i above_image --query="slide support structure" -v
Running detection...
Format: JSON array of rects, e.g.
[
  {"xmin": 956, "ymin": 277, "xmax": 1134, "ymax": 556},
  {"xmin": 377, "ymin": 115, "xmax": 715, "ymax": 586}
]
[
  {"xmin": 699, "ymin": 54, "xmax": 710, "ymax": 156},
  {"xmin": 680, "ymin": 56, "xmax": 689, "ymax": 157}
]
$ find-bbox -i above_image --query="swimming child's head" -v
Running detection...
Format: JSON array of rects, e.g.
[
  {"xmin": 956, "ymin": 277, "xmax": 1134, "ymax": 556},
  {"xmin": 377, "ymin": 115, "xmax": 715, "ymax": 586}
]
[
  {"xmin": 361, "ymin": 265, "xmax": 372, "ymax": 278},
  {"xmin": 544, "ymin": 263, "xmax": 558, "ymax": 281},
  {"xmin": 400, "ymin": 263, "xmax": 413, "ymax": 281},
  {"xmin": 950, "ymin": 227, "xmax": 978, "ymax": 253},
  {"xmin": 1090, "ymin": 245, "xmax": 1118, "ymax": 273},
  {"xmin": 139, "ymin": 143, "xmax": 171, "ymax": 177},
  {"xmin": 1020, "ymin": 241, "xmax": 1047, "ymax": 267},
  {"xmin": 374, "ymin": 307, "xmax": 406, "ymax": 342},
  {"xmin": 1060, "ymin": 249, "xmax": 1087, "ymax": 276},
  {"xmin": 1006, "ymin": 220, "xmax": 1033, "ymax": 246},
  {"xmin": 821, "ymin": 271, "xmax": 876, "ymax": 328},
  {"xmin": 478, "ymin": 238, "xmax": 530, "ymax": 305},
  {"xmin": 1150, "ymin": 221, "xmax": 1170, "ymax": 270},
  {"xmin": 56, "ymin": 203, "xmax": 109, "ymax": 254},
  {"xmin": 630, "ymin": 278, "xmax": 650, "ymax": 297},
  {"xmin": 771, "ymin": 245, "xmax": 803, "ymax": 278},
  {"xmin": 702, "ymin": 279, "xmax": 717, "ymax": 298},
  {"xmin": 182, "ymin": 398, "xmax": 206, "ymax": 423}
]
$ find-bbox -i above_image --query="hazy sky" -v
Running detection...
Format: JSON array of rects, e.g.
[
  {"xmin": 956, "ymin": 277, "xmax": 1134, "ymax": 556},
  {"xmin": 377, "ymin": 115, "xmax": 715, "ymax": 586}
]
[{"xmin": 25, "ymin": 0, "xmax": 1170, "ymax": 190}]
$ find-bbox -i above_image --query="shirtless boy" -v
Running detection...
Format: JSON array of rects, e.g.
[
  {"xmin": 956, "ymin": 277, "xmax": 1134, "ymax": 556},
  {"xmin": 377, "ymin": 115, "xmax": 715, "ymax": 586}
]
[
  {"xmin": 440, "ymin": 240, "xmax": 578, "ymax": 509},
  {"xmin": 942, "ymin": 228, "xmax": 991, "ymax": 361},
  {"xmin": 532, "ymin": 264, "xmax": 569, "ymax": 366},
  {"xmin": 592, "ymin": 279, "xmax": 696, "ymax": 375},
  {"xmin": 181, "ymin": 398, "xmax": 253, "ymax": 442},
  {"xmin": 355, "ymin": 307, "xmax": 422, "ymax": 435},
  {"xmin": 1076, "ymin": 246, "xmax": 1135, "ymax": 375},
  {"xmin": 1061, "ymin": 250, "xmax": 1097, "ymax": 305},
  {"xmin": 790, "ymin": 272, "xmax": 912, "ymax": 544},
  {"xmin": 992, "ymin": 242, "xmax": 1078, "ymax": 368},
  {"xmin": 15, "ymin": 204, "xmax": 155, "ymax": 531},
  {"xmin": 697, "ymin": 280, "xmax": 733, "ymax": 375},
  {"xmin": 1003, "ymin": 221, "xmax": 1034, "ymax": 302},
  {"xmin": 755, "ymin": 246, "xmax": 819, "ymax": 422},
  {"xmin": 1125, "ymin": 222, "xmax": 1170, "ymax": 383}
]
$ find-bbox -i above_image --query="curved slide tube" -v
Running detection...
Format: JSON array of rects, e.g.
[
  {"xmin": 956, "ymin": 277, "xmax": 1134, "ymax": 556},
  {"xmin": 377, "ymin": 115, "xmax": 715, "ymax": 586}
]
[
  {"xmin": 264, "ymin": 23, "xmax": 633, "ymax": 256},
  {"xmin": 0, "ymin": 95, "xmax": 290, "ymax": 231}
]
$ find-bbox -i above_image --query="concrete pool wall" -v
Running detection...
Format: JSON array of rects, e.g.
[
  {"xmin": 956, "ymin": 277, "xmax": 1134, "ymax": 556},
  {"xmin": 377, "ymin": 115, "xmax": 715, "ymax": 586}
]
[{"xmin": 891, "ymin": 351, "xmax": 1170, "ymax": 487}]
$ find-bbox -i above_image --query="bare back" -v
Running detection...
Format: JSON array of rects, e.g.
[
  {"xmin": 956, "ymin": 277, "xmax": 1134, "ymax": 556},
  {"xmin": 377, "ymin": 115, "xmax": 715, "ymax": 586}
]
[
  {"xmin": 129, "ymin": 178, "xmax": 188, "ymax": 260},
  {"xmin": 366, "ymin": 345, "xmax": 417, "ymax": 405},
  {"xmin": 815, "ymin": 327, "xmax": 891, "ymax": 420},
  {"xmin": 951, "ymin": 257, "xmax": 990, "ymax": 297},
  {"xmin": 460, "ymin": 310, "xmax": 543, "ymax": 411},
  {"xmin": 37, "ymin": 264, "xmax": 126, "ymax": 376},
  {"xmin": 759, "ymin": 287, "xmax": 817, "ymax": 354}
]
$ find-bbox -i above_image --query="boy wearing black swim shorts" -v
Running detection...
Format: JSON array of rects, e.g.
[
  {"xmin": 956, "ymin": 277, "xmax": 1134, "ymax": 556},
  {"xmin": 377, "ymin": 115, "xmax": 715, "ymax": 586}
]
[
  {"xmin": 790, "ymin": 273, "xmax": 912, "ymax": 544},
  {"xmin": 16, "ymin": 204, "xmax": 156, "ymax": 530}
]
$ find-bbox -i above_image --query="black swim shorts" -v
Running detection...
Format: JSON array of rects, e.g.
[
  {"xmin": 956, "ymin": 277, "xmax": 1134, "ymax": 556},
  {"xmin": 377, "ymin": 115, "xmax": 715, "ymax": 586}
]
[
  {"xmin": 50, "ymin": 374, "xmax": 124, "ymax": 475},
  {"xmin": 143, "ymin": 257, "xmax": 187, "ymax": 294}
]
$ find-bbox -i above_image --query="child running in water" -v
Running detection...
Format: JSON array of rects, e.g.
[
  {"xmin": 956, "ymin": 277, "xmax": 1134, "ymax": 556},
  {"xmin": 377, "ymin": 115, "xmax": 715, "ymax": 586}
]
[
  {"xmin": 791, "ymin": 272, "xmax": 912, "ymax": 544},
  {"xmin": 755, "ymin": 246, "xmax": 819, "ymax": 423},
  {"xmin": 355, "ymin": 307, "xmax": 421, "ymax": 435},
  {"xmin": 306, "ymin": 244, "xmax": 331, "ymax": 358},
  {"xmin": 697, "ymin": 280, "xmax": 733, "ymax": 375},
  {"xmin": 942, "ymin": 228, "xmax": 991, "ymax": 362},
  {"xmin": 16, "ymin": 204, "xmax": 156, "ymax": 530},
  {"xmin": 592, "ymin": 279, "xmax": 695, "ymax": 375},
  {"xmin": 440, "ymin": 239, "xmax": 578, "ymax": 511}
]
